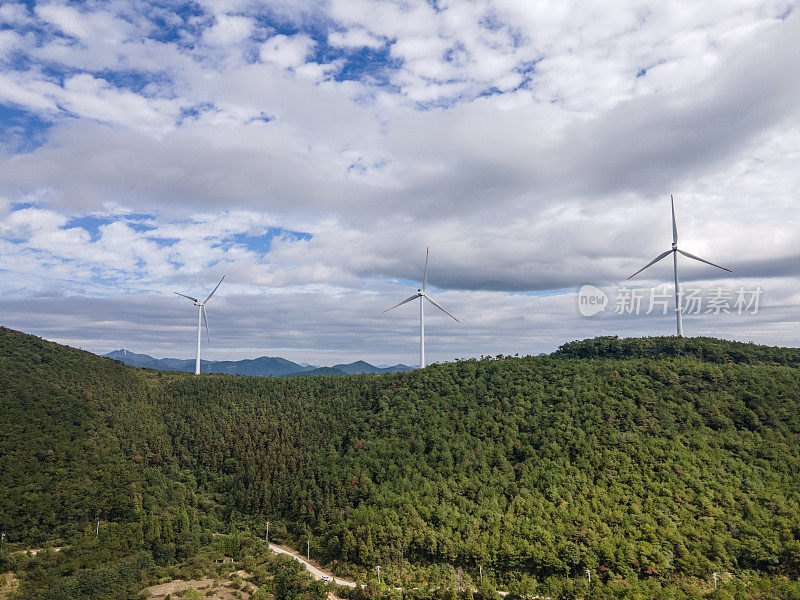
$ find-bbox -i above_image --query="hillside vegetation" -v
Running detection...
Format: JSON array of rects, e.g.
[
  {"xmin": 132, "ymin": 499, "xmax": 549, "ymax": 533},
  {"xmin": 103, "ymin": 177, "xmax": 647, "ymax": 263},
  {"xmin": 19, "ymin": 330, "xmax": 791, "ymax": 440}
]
[{"xmin": 1, "ymin": 327, "xmax": 799, "ymax": 599}]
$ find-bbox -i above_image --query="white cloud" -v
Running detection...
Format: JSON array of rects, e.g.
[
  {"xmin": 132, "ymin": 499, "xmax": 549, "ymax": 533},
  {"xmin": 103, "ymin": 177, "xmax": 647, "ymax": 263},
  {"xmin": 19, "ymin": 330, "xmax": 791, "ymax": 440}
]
[
  {"xmin": 0, "ymin": 72, "xmax": 61, "ymax": 113},
  {"xmin": 0, "ymin": 3, "xmax": 31, "ymax": 26},
  {"xmin": 35, "ymin": 3, "xmax": 139, "ymax": 44},
  {"xmin": 0, "ymin": 29, "xmax": 22, "ymax": 58},
  {"xmin": 59, "ymin": 74, "xmax": 180, "ymax": 134},
  {"xmin": 35, "ymin": 4, "xmax": 91, "ymax": 40},
  {"xmin": 203, "ymin": 14, "xmax": 254, "ymax": 47},
  {"xmin": 259, "ymin": 34, "xmax": 317, "ymax": 70},
  {"xmin": 328, "ymin": 28, "xmax": 385, "ymax": 49}
]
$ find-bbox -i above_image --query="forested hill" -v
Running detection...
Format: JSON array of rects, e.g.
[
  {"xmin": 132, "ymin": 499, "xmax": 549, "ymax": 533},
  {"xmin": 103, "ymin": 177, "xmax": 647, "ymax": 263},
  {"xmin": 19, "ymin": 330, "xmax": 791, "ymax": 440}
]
[
  {"xmin": 2, "ymin": 325, "xmax": 800, "ymax": 597},
  {"xmin": 554, "ymin": 335, "xmax": 800, "ymax": 366}
]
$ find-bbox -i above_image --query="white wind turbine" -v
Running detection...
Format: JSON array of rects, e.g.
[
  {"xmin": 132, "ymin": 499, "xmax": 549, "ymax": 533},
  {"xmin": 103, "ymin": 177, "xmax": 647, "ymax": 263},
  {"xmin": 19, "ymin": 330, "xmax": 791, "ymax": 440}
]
[
  {"xmin": 383, "ymin": 248, "xmax": 459, "ymax": 369},
  {"xmin": 627, "ymin": 196, "xmax": 731, "ymax": 336},
  {"xmin": 174, "ymin": 275, "xmax": 225, "ymax": 375}
]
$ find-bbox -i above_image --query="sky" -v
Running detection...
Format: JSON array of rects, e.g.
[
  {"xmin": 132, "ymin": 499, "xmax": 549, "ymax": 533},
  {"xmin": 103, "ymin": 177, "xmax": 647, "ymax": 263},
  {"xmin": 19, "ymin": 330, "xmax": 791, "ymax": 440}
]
[{"xmin": 1, "ymin": 0, "xmax": 799, "ymax": 365}]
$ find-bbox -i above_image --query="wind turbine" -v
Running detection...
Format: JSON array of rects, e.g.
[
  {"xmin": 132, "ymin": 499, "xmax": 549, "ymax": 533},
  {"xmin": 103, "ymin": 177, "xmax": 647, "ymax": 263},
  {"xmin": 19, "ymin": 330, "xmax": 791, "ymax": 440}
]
[
  {"xmin": 383, "ymin": 248, "xmax": 459, "ymax": 368},
  {"xmin": 627, "ymin": 196, "xmax": 731, "ymax": 336},
  {"xmin": 174, "ymin": 276, "xmax": 225, "ymax": 374}
]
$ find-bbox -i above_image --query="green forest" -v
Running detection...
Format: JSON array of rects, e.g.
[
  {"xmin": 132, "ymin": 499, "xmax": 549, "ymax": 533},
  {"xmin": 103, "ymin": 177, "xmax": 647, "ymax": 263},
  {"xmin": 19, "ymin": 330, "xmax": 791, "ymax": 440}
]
[{"xmin": 1, "ymin": 326, "xmax": 799, "ymax": 599}]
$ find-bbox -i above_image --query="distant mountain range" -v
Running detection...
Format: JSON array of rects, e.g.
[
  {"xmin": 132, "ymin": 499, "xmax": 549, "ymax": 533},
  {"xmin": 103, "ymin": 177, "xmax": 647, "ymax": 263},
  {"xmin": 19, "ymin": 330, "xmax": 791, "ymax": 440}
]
[{"xmin": 102, "ymin": 349, "xmax": 414, "ymax": 377}]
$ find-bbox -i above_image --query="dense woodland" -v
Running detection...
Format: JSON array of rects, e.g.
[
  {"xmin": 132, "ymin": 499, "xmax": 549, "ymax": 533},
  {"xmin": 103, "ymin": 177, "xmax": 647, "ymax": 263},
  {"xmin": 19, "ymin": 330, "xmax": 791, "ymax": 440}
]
[{"xmin": 1, "ymin": 326, "xmax": 799, "ymax": 599}]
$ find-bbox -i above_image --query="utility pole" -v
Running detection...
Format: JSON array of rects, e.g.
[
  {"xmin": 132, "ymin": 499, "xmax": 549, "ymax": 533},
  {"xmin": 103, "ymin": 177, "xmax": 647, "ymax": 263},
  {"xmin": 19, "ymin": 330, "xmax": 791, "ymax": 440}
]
[
  {"xmin": 713, "ymin": 573, "xmax": 718, "ymax": 590},
  {"xmin": 307, "ymin": 539, "xmax": 310, "ymax": 560},
  {"xmin": 587, "ymin": 570, "xmax": 591, "ymax": 585},
  {"xmin": 96, "ymin": 520, "xmax": 100, "ymax": 536},
  {"xmin": 1, "ymin": 532, "xmax": 5, "ymax": 553},
  {"xmin": 376, "ymin": 565, "xmax": 381, "ymax": 583},
  {"xmin": 479, "ymin": 565, "xmax": 482, "ymax": 580},
  {"xmin": 265, "ymin": 522, "xmax": 269, "ymax": 544}
]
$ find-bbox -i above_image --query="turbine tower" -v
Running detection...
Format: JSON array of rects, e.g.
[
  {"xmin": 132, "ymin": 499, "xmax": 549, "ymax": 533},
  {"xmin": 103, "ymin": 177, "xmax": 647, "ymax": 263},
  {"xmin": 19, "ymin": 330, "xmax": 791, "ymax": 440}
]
[
  {"xmin": 174, "ymin": 275, "xmax": 225, "ymax": 374},
  {"xmin": 383, "ymin": 248, "xmax": 459, "ymax": 368},
  {"xmin": 627, "ymin": 196, "xmax": 731, "ymax": 336}
]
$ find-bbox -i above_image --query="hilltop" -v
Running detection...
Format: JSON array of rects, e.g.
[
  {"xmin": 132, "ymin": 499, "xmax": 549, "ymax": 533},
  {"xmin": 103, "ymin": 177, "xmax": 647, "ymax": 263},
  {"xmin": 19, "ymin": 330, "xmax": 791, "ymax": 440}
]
[
  {"xmin": 1, "ymin": 326, "xmax": 799, "ymax": 599},
  {"xmin": 554, "ymin": 335, "xmax": 800, "ymax": 366}
]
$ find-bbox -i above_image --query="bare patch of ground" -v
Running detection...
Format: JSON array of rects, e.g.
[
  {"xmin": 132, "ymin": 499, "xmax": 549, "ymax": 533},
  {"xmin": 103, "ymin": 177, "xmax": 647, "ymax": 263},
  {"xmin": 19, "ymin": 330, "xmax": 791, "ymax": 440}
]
[
  {"xmin": 142, "ymin": 572, "xmax": 258, "ymax": 600},
  {"xmin": 14, "ymin": 547, "xmax": 62, "ymax": 557},
  {"xmin": 0, "ymin": 572, "xmax": 20, "ymax": 600}
]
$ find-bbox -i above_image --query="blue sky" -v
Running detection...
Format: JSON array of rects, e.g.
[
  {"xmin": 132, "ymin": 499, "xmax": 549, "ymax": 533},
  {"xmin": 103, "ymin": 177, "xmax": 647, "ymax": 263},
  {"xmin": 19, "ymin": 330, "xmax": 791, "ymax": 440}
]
[{"xmin": 1, "ymin": 0, "xmax": 799, "ymax": 363}]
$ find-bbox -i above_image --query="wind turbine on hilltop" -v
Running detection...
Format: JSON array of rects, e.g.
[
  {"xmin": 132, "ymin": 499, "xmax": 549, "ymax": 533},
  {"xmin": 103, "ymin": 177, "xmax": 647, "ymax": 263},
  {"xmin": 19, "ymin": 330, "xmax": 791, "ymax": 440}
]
[
  {"xmin": 627, "ymin": 196, "xmax": 731, "ymax": 337},
  {"xmin": 174, "ymin": 275, "xmax": 225, "ymax": 375},
  {"xmin": 383, "ymin": 248, "xmax": 459, "ymax": 369}
]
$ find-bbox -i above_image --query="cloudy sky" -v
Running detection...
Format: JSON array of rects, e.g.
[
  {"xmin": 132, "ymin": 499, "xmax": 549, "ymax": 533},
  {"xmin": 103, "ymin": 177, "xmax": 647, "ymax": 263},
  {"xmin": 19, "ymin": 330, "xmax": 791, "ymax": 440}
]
[{"xmin": 1, "ymin": 0, "xmax": 799, "ymax": 365}]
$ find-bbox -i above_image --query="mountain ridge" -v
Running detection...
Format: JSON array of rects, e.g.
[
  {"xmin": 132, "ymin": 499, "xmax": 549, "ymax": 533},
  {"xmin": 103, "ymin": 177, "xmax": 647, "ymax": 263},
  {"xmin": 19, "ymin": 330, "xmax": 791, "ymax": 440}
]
[{"xmin": 103, "ymin": 349, "xmax": 414, "ymax": 376}]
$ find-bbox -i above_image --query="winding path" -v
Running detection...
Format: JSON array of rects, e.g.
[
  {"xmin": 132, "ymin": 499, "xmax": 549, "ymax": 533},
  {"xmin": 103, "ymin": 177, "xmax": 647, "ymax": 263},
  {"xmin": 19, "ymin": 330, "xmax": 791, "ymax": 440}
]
[
  {"xmin": 267, "ymin": 543, "xmax": 519, "ymax": 597},
  {"xmin": 268, "ymin": 543, "xmax": 358, "ymax": 588}
]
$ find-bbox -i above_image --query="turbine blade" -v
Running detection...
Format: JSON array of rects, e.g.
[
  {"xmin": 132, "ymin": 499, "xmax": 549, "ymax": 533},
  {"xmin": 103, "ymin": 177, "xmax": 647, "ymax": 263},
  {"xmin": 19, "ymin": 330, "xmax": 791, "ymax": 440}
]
[
  {"xmin": 174, "ymin": 291, "xmax": 198, "ymax": 302},
  {"xmin": 383, "ymin": 294, "xmax": 420, "ymax": 313},
  {"xmin": 423, "ymin": 247, "xmax": 429, "ymax": 292},
  {"xmin": 678, "ymin": 249, "xmax": 732, "ymax": 272},
  {"xmin": 627, "ymin": 249, "xmax": 672, "ymax": 280},
  {"xmin": 671, "ymin": 194, "xmax": 678, "ymax": 244},
  {"xmin": 205, "ymin": 275, "xmax": 225, "ymax": 302},
  {"xmin": 424, "ymin": 295, "xmax": 459, "ymax": 322},
  {"xmin": 202, "ymin": 305, "xmax": 210, "ymax": 343}
]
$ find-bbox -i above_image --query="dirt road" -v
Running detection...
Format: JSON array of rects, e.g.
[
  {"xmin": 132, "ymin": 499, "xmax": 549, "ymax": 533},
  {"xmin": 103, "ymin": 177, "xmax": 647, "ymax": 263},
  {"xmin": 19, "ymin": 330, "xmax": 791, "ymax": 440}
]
[
  {"xmin": 268, "ymin": 543, "xmax": 358, "ymax": 588},
  {"xmin": 266, "ymin": 544, "xmax": 520, "ymax": 598}
]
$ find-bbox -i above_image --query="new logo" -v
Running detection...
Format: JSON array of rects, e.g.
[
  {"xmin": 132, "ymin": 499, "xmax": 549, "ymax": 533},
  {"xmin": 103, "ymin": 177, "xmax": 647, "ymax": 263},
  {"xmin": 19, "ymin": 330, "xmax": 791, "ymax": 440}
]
[{"xmin": 578, "ymin": 285, "xmax": 608, "ymax": 317}]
